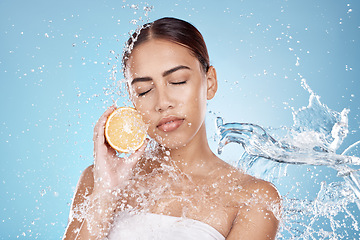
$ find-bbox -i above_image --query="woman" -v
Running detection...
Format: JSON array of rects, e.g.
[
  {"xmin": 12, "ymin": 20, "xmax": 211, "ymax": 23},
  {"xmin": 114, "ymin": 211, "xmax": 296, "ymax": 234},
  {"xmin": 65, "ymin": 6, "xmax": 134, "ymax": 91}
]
[{"xmin": 63, "ymin": 17, "xmax": 280, "ymax": 240}]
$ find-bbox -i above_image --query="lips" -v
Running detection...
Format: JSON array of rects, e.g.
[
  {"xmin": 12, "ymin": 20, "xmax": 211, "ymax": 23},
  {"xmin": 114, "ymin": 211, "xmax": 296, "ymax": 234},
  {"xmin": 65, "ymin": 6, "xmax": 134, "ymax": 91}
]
[{"xmin": 157, "ymin": 116, "xmax": 184, "ymax": 132}]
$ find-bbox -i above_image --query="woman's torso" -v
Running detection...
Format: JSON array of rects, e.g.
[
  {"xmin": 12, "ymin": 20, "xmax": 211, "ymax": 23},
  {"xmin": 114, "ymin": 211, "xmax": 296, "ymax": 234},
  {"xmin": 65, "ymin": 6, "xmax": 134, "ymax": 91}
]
[{"xmin": 113, "ymin": 155, "xmax": 250, "ymax": 238}]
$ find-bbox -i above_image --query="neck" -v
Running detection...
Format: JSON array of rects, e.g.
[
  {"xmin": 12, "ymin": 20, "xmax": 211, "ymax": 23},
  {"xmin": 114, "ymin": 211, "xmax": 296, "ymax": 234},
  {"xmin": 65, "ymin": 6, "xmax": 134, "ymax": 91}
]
[{"xmin": 164, "ymin": 123, "xmax": 217, "ymax": 176}]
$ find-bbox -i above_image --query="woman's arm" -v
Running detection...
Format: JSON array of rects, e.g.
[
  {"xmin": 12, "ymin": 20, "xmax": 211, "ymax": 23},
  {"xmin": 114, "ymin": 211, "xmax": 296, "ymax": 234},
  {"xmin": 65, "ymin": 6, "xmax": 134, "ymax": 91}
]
[
  {"xmin": 62, "ymin": 165, "xmax": 95, "ymax": 239},
  {"xmin": 62, "ymin": 165, "xmax": 121, "ymax": 240},
  {"xmin": 226, "ymin": 180, "xmax": 281, "ymax": 240},
  {"xmin": 70, "ymin": 189, "xmax": 119, "ymax": 240},
  {"xmin": 63, "ymin": 106, "xmax": 148, "ymax": 239}
]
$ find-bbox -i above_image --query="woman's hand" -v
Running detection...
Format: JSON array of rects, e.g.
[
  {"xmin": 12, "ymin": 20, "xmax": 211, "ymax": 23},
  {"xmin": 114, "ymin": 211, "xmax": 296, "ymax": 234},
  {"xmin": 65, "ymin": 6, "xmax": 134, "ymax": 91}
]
[
  {"xmin": 64, "ymin": 106, "xmax": 148, "ymax": 240},
  {"xmin": 92, "ymin": 105, "xmax": 148, "ymax": 196}
]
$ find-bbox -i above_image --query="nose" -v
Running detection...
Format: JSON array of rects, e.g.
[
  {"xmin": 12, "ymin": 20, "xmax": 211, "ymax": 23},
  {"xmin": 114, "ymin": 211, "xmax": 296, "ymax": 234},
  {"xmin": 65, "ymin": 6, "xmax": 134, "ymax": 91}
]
[{"xmin": 155, "ymin": 87, "xmax": 174, "ymax": 112}]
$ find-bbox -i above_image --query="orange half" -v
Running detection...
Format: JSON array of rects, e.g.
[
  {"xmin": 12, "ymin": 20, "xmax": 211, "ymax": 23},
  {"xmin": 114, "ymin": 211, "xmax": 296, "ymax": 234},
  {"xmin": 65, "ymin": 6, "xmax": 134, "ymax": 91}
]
[{"xmin": 105, "ymin": 107, "xmax": 147, "ymax": 153}]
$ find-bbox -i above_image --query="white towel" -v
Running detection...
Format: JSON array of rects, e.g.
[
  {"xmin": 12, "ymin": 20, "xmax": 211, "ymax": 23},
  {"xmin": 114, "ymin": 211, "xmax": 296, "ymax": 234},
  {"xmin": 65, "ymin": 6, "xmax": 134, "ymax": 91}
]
[{"xmin": 108, "ymin": 211, "xmax": 225, "ymax": 240}]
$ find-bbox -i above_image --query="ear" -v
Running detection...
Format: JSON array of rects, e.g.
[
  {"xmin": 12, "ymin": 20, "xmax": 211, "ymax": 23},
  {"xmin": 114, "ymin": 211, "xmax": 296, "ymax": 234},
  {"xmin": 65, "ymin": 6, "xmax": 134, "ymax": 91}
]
[{"xmin": 206, "ymin": 66, "xmax": 218, "ymax": 100}]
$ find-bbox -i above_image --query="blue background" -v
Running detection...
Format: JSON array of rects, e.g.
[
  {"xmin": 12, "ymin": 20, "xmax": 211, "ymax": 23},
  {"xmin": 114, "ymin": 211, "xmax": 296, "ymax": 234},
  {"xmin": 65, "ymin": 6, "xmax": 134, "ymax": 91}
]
[{"xmin": 1, "ymin": 0, "xmax": 359, "ymax": 238}]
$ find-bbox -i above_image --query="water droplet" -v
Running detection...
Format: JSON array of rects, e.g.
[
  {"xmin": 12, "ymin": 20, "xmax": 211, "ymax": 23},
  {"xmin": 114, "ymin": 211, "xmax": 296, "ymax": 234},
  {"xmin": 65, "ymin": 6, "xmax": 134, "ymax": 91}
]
[{"xmin": 40, "ymin": 189, "xmax": 46, "ymax": 196}]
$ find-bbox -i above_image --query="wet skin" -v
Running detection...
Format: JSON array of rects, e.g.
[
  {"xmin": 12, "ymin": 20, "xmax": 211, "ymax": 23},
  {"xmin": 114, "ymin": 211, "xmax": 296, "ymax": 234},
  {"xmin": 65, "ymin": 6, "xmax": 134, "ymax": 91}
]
[
  {"xmin": 63, "ymin": 39, "xmax": 281, "ymax": 240},
  {"xmin": 126, "ymin": 39, "xmax": 211, "ymax": 150}
]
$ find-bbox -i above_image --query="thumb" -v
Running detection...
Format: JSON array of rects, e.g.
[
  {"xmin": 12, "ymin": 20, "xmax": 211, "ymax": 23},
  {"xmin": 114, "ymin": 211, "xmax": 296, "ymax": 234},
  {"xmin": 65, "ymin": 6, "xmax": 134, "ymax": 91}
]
[{"xmin": 124, "ymin": 138, "xmax": 149, "ymax": 164}]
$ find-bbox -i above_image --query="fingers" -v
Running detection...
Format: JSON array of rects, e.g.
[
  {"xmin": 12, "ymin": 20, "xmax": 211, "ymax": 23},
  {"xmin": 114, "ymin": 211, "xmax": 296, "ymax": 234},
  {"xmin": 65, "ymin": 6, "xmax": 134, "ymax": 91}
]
[
  {"xmin": 127, "ymin": 138, "xmax": 149, "ymax": 163},
  {"xmin": 93, "ymin": 105, "xmax": 117, "ymax": 168},
  {"xmin": 93, "ymin": 105, "xmax": 117, "ymax": 146}
]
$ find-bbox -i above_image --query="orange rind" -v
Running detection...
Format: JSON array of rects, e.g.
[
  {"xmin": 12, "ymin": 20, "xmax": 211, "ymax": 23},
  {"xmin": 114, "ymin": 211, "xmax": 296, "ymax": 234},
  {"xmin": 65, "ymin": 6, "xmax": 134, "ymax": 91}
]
[{"xmin": 105, "ymin": 107, "xmax": 147, "ymax": 153}]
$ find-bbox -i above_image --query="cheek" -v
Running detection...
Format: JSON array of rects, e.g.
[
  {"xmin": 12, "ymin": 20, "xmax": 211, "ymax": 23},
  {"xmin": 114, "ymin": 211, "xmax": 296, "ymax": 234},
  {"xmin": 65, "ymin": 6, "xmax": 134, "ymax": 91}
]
[
  {"xmin": 184, "ymin": 83, "xmax": 206, "ymax": 107},
  {"xmin": 131, "ymin": 94, "xmax": 146, "ymax": 108},
  {"xmin": 132, "ymin": 97, "xmax": 153, "ymax": 124},
  {"xmin": 172, "ymin": 84, "xmax": 198, "ymax": 104}
]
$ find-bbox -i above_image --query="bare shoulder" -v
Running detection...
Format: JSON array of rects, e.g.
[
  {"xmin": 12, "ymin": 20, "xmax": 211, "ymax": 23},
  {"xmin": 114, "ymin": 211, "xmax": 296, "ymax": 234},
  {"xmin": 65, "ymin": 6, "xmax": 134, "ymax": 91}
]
[
  {"xmin": 73, "ymin": 164, "xmax": 95, "ymax": 203},
  {"xmin": 216, "ymin": 160, "xmax": 281, "ymax": 239},
  {"xmin": 63, "ymin": 165, "xmax": 94, "ymax": 239},
  {"xmin": 215, "ymin": 158, "xmax": 280, "ymax": 203},
  {"xmin": 242, "ymin": 173, "xmax": 280, "ymax": 204},
  {"xmin": 67, "ymin": 164, "xmax": 95, "ymax": 220}
]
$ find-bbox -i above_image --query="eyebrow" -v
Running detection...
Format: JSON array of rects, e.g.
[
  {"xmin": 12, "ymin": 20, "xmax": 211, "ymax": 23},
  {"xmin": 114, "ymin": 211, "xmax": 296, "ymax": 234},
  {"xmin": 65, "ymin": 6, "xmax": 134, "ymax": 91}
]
[
  {"xmin": 162, "ymin": 65, "xmax": 190, "ymax": 77},
  {"xmin": 130, "ymin": 77, "xmax": 152, "ymax": 85},
  {"xmin": 131, "ymin": 65, "xmax": 191, "ymax": 85}
]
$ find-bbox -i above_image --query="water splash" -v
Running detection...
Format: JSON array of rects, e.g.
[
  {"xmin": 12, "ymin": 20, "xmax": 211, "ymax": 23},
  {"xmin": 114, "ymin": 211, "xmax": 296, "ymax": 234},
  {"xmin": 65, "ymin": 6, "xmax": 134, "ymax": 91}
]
[{"xmin": 216, "ymin": 80, "xmax": 360, "ymax": 238}]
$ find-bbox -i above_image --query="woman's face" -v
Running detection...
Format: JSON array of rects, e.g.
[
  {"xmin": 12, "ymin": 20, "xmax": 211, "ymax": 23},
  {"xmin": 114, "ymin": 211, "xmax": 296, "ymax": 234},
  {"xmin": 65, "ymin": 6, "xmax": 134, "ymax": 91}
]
[{"xmin": 126, "ymin": 39, "xmax": 216, "ymax": 149}]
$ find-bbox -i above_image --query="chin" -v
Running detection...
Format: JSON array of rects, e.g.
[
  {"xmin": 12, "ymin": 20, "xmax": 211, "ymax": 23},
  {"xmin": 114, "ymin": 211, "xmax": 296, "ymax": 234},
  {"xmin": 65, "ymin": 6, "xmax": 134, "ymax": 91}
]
[{"xmin": 153, "ymin": 134, "xmax": 188, "ymax": 150}]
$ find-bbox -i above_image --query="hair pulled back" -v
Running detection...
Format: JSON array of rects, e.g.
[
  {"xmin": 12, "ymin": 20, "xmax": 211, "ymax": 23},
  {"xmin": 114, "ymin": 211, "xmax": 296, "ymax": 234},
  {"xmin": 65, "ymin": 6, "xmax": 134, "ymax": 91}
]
[{"xmin": 122, "ymin": 17, "xmax": 210, "ymax": 73}]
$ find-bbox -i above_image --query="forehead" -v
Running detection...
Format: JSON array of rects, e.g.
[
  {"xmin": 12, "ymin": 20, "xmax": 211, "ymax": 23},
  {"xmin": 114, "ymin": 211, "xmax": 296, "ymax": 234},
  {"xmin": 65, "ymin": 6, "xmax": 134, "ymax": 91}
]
[{"xmin": 125, "ymin": 39, "xmax": 200, "ymax": 78}]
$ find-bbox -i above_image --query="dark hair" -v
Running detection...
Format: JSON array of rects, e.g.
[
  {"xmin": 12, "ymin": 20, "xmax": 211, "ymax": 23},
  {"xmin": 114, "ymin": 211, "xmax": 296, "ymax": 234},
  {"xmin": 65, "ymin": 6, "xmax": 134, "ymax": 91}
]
[{"xmin": 122, "ymin": 17, "xmax": 210, "ymax": 73}]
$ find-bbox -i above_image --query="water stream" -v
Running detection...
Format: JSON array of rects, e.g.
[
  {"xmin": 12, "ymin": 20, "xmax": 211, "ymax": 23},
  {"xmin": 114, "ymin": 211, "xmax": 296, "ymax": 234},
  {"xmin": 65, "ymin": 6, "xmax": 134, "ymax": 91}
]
[{"xmin": 216, "ymin": 79, "xmax": 360, "ymax": 239}]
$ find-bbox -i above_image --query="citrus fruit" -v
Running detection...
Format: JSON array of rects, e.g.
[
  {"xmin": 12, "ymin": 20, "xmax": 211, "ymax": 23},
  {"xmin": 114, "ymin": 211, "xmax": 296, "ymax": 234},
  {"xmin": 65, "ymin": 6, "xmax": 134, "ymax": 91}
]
[{"xmin": 105, "ymin": 107, "xmax": 147, "ymax": 153}]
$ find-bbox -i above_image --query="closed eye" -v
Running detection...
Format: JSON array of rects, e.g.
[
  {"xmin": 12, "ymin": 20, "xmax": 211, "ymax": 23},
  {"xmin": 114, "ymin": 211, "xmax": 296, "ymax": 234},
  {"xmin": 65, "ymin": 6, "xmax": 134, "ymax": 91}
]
[
  {"xmin": 171, "ymin": 80, "xmax": 187, "ymax": 85},
  {"xmin": 138, "ymin": 88, "xmax": 152, "ymax": 96}
]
